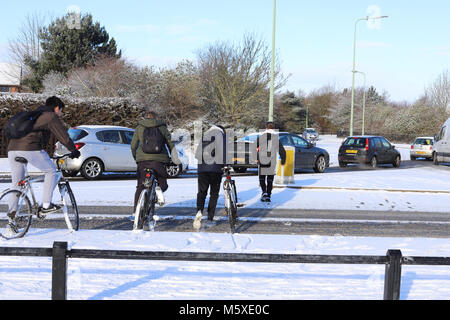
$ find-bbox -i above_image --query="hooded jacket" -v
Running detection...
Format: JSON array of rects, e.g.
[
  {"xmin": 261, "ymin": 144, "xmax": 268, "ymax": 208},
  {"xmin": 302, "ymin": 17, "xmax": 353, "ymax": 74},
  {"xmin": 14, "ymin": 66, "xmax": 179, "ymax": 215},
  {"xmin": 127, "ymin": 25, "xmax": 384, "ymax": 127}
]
[
  {"xmin": 195, "ymin": 125, "xmax": 226, "ymax": 174},
  {"xmin": 7, "ymin": 105, "xmax": 76, "ymax": 153},
  {"xmin": 131, "ymin": 118, "xmax": 178, "ymax": 164}
]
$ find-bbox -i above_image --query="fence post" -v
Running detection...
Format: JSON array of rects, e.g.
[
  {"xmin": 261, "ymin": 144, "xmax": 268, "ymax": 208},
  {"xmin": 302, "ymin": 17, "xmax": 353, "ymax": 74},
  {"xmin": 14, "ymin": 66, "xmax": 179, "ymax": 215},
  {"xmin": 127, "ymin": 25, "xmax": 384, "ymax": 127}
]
[
  {"xmin": 52, "ymin": 241, "xmax": 68, "ymax": 300},
  {"xmin": 384, "ymin": 249, "xmax": 402, "ymax": 300}
]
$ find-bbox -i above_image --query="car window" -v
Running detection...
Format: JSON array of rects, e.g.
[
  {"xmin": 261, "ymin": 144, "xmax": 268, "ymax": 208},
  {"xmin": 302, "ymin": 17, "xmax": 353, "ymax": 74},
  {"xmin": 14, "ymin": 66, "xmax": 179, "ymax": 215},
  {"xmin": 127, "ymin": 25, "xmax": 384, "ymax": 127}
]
[
  {"xmin": 68, "ymin": 128, "xmax": 88, "ymax": 141},
  {"xmin": 438, "ymin": 126, "xmax": 446, "ymax": 141},
  {"xmin": 344, "ymin": 138, "xmax": 365, "ymax": 147},
  {"xmin": 121, "ymin": 130, "xmax": 134, "ymax": 145},
  {"xmin": 291, "ymin": 135, "xmax": 308, "ymax": 148},
  {"xmin": 279, "ymin": 135, "xmax": 293, "ymax": 146},
  {"xmin": 373, "ymin": 138, "xmax": 383, "ymax": 148},
  {"xmin": 96, "ymin": 130, "xmax": 121, "ymax": 144},
  {"xmin": 380, "ymin": 137, "xmax": 391, "ymax": 149},
  {"xmin": 414, "ymin": 138, "xmax": 433, "ymax": 145}
]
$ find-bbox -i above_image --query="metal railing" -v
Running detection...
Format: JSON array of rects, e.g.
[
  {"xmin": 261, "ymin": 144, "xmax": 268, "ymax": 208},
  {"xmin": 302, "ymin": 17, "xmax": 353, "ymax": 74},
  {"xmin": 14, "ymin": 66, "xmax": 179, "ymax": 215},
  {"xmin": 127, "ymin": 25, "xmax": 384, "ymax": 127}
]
[{"xmin": 0, "ymin": 241, "xmax": 449, "ymax": 300}]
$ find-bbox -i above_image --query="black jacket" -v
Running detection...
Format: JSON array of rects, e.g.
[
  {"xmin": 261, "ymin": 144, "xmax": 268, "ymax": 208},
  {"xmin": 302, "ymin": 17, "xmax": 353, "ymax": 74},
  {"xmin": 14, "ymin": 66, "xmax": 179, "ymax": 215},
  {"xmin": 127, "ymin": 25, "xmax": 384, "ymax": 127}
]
[{"xmin": 256, "ymin": 130, "xmax": 286, "ymax": 167}]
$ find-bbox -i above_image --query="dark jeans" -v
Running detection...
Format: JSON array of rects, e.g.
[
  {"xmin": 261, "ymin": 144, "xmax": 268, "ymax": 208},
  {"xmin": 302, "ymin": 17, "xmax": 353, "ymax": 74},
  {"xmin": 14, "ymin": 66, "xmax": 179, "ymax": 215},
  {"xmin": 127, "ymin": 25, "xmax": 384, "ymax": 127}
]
[
  {"xmin": 134, "ymin": 161, "xmax": 168, "ymax": 209},
  {"xmin": 197, "ymin": 172, "xmax": 222, "ymax": 220},
  {"xmin": 258, "ymin": 168, "xmax": 275, "ymax": 197}
]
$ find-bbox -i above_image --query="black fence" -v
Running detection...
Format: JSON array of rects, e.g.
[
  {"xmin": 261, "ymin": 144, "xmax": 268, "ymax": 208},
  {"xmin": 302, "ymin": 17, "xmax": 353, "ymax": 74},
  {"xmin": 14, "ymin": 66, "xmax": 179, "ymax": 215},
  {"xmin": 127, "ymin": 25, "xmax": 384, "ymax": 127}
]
[{"xmin": 0, "ymin": 241, "xmax": 449, "ymax": 300}]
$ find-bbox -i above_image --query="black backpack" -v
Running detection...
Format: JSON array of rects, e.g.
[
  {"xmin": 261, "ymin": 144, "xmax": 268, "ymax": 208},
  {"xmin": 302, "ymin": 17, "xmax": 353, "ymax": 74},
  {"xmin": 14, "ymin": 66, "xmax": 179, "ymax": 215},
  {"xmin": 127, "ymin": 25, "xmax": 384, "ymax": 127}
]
[
  {"xmin": 142, "ymin": 126, "xmax": 165, "ymax": 154},
  {"xmin": 4, "ymin": 110, "xmax": 43, "ymax": 139}
]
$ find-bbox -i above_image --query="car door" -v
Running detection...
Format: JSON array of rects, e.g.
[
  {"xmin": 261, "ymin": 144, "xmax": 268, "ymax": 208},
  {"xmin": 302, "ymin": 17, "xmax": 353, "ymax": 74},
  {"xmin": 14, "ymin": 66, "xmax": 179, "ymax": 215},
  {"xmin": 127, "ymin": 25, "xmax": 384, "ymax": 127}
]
[
  {"xmin": 372, "ymin": 137, "xmax": 385, "ymax": 162},
  {"xmin": 96, "ymin": 130, "xmax": 128, "ymax": 171},
  {"xmin": 379, "ymin": 137, "xmax": 394, "ymax": 163},
  {"xmin": 435, "ymin": 125, "xmax": 450, "ymax": 162},
  {"xmin": 290, "ymin": 135, "xmax": 315, "ymax": 168},
  {"xmin": 119, "ymin": 130, "xmax": 138, "ymax": 171}
]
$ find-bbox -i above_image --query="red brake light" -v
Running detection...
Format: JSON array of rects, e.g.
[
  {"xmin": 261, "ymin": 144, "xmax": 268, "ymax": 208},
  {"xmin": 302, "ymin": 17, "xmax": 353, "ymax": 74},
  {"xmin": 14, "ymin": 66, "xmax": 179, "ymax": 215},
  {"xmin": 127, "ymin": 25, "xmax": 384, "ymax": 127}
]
[
  {"xmin": 411, "ymin": 145, "xmax": 414, "ymax": 149},
  {"xmin": 145, "ymin": 173, "xmax": 151, "ymax": 178},
  {"xmin": 365, "ymin": 138, "xmax": 369, "ymax": 151},
  {"xmin": 75, "ymin": 142, "xmax": 85, "ymax": 150},
  {"xmin": 429, "ymin": 146, "xmax": 433, "ymax": 150}
]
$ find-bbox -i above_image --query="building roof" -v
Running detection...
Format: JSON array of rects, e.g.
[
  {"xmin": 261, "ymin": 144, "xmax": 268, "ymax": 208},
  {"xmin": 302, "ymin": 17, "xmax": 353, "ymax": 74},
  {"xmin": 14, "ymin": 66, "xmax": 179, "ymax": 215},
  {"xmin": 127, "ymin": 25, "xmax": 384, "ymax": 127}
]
[{"xmin": 0, "ymin": 63, "xmax": 21, "ymax": 86}]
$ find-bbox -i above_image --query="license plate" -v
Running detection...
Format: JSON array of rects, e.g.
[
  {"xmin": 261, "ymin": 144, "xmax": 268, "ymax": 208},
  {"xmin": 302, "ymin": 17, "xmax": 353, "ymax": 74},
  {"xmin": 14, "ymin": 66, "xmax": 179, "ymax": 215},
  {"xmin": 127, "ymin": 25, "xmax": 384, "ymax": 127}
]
[
  {"xmin": 233, "ymin": 157, "xmax": 245, "ymax": 162},
  {"xmin": 416, "ymin": 151, "xmax": 426, "ymax": 155},
  {"xmin": 346, "ymin": 150, "xmax": 358, "ymax": 154},
  {"xmin": 58, "ymin": 159, "xmax": 65, "ymax": 165}
]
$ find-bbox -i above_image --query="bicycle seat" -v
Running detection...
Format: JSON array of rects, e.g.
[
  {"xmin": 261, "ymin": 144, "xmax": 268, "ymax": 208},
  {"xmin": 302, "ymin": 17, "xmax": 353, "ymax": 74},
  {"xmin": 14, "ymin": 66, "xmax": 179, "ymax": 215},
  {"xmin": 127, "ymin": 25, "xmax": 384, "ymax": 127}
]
[{"xmin": 15, "ymin": 157, "xmax": 28, "ymax": 164}]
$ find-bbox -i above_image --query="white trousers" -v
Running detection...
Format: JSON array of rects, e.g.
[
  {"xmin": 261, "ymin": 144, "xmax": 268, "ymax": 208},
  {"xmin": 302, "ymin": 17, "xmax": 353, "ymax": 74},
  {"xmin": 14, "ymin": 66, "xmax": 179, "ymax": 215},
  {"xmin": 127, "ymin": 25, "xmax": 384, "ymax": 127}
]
[{"xmin": 8, "ymin": 150, "xmax": 58, "ymax": 208}]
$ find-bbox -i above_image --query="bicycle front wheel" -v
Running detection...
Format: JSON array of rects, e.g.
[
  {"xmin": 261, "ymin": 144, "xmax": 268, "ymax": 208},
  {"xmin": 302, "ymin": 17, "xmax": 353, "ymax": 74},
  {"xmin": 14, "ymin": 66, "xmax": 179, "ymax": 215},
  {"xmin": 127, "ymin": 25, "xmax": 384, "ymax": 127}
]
[
  {"xmin": 0, "ymin": 190, "xmax": 33, "ymax": 239},
  {"xmin": 134, "ymin": 189, "xmax": 148, "ymax": 230},
  {"xmin": 59, "ymin": 183, "xmax": 79, "ymax": 231},
  {"xmin": 224, "ymin": 182, "xmax": 238, "ymax": 234}
]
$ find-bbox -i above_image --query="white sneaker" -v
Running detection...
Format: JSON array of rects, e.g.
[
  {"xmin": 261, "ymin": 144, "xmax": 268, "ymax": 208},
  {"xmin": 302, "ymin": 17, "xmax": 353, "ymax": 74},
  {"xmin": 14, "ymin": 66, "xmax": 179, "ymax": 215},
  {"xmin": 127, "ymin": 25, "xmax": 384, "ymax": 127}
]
[
  {"xmin": 193, "ymin": 210, "xmax": 203, "ymax": 230},
  {"xmin": 155, "ymin": 186, "xmax": 165, "ymax": 206}
]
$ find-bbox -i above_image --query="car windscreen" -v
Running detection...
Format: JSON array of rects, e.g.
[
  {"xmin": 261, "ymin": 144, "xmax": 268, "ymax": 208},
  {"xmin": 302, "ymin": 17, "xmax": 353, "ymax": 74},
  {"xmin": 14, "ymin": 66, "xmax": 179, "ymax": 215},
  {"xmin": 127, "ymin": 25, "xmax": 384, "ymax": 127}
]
[
  {"xmin": 343, "ymin": 138, "xmax": 366, "ymax": 147},
  {"xmin": 68, "ymin": 128, "xmax": 88, "ymax": 141},
  {"xmin": 414, "ymin": 138, "xmax": 433, "ymax": 145}
]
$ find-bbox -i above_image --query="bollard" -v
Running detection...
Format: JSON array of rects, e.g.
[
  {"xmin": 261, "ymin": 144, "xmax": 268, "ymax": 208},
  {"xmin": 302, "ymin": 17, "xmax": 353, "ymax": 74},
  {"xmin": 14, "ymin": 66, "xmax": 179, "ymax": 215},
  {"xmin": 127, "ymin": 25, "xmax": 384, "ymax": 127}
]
[
  {"xmin": 384, "ymin": 250, "xmax": 402, "ymax": 300},
  {"xmin": 52, "ymin": 242, "xmax": 68, "ymax": 300}
]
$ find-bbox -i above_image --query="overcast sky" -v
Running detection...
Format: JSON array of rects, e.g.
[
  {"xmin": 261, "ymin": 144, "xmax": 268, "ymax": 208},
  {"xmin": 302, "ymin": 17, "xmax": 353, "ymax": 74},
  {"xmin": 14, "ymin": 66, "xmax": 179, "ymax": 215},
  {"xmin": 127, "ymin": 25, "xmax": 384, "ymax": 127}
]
[{"xmin": 0, "ymin": 0, "xmax": 449, "ymax": 102}]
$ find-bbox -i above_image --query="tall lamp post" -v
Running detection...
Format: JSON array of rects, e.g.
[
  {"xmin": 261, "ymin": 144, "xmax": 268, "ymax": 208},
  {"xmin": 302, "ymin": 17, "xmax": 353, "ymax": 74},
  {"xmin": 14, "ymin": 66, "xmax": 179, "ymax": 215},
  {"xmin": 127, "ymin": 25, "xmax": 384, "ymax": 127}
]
[
  {"xmin": 354, "ymin": 70, "xmax": 367, "ymax": 135},
  {"xmin": 269, "ymin": 0, "xmax": 276, "ymax": 122},
  {"xmin": 350, "ymin": 15, "xmax": 388, "ymax": 136}
]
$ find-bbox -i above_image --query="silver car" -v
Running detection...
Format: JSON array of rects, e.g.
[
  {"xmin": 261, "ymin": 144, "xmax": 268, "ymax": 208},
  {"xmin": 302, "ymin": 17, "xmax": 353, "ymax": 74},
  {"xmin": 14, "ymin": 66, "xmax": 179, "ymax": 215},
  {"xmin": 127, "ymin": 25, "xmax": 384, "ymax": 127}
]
[
  {"xmin": 54, "ymin": 125, "xmax": 189, "ymax": 180},
  {"xmin": 410, "ymin": 136, "xmax": 434, "ymax": 160},
  {"xmin": 302, "ymin": 128, "xmax": 319, "ymax": 142}
]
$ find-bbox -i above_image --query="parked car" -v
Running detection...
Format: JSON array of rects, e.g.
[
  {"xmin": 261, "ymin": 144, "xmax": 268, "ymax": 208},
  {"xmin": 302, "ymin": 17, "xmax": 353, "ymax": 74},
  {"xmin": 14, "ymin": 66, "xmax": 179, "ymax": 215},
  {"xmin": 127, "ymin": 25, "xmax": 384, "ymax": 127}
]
[
  {"xmin": 338, "ymin": 136, "xmax": 401, "ymax": 168},
  {"xmin": 410, "ymin": 137, "xmax": 434, "ymax": 160},
  {"xmin": 54, "ymin": 125, "xmax": 189, "ymax": 180},
  {"xmin": 432, "ymin": 117, "xmax": 450, "ymax": 165},
  {"xmin": 302, "ymin": 128, "xmax": 319, "ymax": 141},
  {"xmin": 231, "ymin": 132, "xmax": 330, "ymax": 173}
]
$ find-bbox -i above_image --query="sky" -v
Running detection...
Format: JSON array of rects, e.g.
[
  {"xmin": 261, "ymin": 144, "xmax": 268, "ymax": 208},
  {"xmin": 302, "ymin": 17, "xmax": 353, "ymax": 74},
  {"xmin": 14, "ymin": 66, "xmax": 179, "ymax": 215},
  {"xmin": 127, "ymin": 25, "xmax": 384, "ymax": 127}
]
[{"xmin": 0, "ymin": 0, "xmax": 449, "ymax": 103}]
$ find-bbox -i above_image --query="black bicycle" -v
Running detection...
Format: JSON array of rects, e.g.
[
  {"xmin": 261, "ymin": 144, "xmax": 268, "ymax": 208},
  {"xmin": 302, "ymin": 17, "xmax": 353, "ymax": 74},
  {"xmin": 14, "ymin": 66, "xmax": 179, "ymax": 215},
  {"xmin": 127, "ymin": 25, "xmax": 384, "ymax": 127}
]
[
  {"xmin": 222, "ymin": 166, "xmax": 238, "ymax": 233},
  {"xmin": 133, "ymin": 168, "xmax": 158, "ymax": 231},
  {"xmin": 0, "ymin": 154, "xmax": 79, "ymax": 240}
]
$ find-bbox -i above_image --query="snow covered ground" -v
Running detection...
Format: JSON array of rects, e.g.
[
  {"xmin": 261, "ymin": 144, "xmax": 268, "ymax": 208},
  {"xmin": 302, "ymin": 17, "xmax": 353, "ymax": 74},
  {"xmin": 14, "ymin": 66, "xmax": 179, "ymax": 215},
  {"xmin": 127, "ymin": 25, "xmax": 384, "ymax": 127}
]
[{"xmin": 0, "ymin": 135, "xmax": 448, "ymax": 300}]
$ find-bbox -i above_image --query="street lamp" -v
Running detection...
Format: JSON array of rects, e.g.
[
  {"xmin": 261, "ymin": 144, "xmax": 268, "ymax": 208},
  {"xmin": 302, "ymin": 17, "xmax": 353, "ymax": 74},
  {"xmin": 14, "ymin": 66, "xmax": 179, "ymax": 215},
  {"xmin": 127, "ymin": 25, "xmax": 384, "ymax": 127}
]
[
  {"xmin": 269, "ymin": 0, "xmax": 276, "ymax": 122},
  {"xmin": 350, "ymin": 15, "xmax": 388, "ymax": 136},
  {"xmin": 354, "ymin": 70, "xmax": 366, "ymax": 135}
]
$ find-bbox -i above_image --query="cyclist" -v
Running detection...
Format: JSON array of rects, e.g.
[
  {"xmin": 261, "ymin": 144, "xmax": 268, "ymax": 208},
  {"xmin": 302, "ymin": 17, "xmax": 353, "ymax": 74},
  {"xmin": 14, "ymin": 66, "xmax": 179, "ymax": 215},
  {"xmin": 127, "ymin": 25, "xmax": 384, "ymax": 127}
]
[
  {"xmin": 131, "ymin": 110, "xmax": 180, "ymax": 212},
  {"xmin": 7, "ymin": 96, "xmax": 80, "ymax": 226},
  {"xmin": 256, "ymin": 121, "xmax": 286, "ymax": 202},
  {"xmin": 193, "ymin": 124, "xmax": 226, "ymax": 229}
]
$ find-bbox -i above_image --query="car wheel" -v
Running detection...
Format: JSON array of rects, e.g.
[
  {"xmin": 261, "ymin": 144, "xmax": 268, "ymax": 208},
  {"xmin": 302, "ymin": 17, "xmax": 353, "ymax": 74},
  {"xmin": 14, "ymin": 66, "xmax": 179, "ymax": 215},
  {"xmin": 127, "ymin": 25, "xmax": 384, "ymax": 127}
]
[
  {"xmin": 393, "ymin": 155, "xmax": 401, "ymax": 168},
  {"xmin": 433, "ymin": 152, "xmax": 439, "ymax": 165},
  {"xmin": 233, "ymin": 167, "xmax": 247, "ymax": 173},
  {"xmin": 81, "ymin": 158, "xmax": 104, "ymax": 180},
  {"xmin": 314, "ymin": 155, "xmax": 326, "ymax": 173},
  {"xmin": 166, "ymin": 163, "xmax": 182, "ymax": 178},
  {"xmin": 62, "ymin": 170, "xmax": 79, "ymax": 177},
  {"xmin": 369, "ymin": 156, "xmax": 378, "ymax": 168}
]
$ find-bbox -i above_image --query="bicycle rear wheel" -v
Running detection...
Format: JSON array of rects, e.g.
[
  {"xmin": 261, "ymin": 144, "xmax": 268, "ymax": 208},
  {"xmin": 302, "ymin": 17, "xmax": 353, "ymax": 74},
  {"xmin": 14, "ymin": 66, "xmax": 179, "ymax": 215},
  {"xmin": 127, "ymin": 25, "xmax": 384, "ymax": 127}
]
[
  {"xmin": 145, "ymin": 183, "xmax": 157, "ymax": 231},
  {"xmin": 134, "ymin": 189, "xmax": 148, "ymax": 230},
  {"xmin": 59, "ymin": 183, "xmax": 79, "ymax": 231},
  {"xmin": 0, "ymin": 190, "xmax": 33, "ymax": 239},
  {"xmin": 224, "ymin": 181, "xmax": 238, "ymax": 234}
]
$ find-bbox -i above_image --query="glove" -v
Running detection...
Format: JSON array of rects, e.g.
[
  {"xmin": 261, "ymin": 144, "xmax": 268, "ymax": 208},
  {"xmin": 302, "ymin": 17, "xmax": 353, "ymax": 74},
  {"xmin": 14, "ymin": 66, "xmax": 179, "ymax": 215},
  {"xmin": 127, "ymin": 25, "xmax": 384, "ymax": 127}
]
[{"xmin": 69, "ymin": 150, "xmax": 81, "ymax": 159}]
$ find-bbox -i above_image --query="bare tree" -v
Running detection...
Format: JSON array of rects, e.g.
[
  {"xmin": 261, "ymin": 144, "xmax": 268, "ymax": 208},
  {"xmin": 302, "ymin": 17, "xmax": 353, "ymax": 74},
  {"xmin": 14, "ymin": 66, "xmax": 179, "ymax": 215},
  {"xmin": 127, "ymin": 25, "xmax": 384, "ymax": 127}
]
[{"xmin": 425, "ymin": 69, "xmax": 450, "ymax": 111}]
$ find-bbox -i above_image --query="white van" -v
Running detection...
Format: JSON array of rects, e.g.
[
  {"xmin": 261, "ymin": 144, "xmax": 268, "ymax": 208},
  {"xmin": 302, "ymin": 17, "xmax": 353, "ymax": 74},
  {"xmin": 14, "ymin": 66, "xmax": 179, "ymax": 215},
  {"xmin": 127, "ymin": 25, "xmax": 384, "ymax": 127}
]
[{"xmin": 433, "ymin": 118, "xmax": 450, "ymax": 165}]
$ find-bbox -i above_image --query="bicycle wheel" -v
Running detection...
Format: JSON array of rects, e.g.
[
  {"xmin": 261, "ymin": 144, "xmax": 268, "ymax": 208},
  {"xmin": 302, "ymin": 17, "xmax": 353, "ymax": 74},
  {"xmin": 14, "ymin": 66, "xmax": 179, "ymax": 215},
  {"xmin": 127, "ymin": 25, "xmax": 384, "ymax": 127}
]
[
  {"xmin": 0, "ymin": 190, "xmax": 33, "ymax": 239},
  {"xmin": 224, "ymin": 181, "xmax": 238, "ymax": 234},
  {"xmin": 146, "ymin": 183, "xmax": 157, "ymax": 231},
  {"xmin": 59, "ymin": 182, "xmax": 79, "ymax": 231},
  {"xmin": 134, "ymin": 189, "xmax": 148, "ymax": 230}
]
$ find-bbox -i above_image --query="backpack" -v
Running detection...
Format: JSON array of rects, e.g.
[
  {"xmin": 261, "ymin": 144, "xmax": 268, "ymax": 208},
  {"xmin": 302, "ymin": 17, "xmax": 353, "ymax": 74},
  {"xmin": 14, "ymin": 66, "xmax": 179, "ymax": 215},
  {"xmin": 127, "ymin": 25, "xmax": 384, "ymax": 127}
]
[
  {"xmin": 142, "ymin": 126, "xmax": 165, "ymax": 154},
  {"xmin": 4, "ymin": 110, "xmax": 43, "ymax": 139}
]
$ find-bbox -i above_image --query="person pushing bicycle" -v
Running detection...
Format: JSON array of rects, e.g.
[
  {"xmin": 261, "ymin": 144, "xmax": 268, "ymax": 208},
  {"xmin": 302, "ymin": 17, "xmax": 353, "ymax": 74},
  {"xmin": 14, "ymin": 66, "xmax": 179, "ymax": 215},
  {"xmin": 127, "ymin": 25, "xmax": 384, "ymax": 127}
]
[
  {"xmin": 130, "ymin": 110, "xmax": 180, "ymax": 213},
  {"xmin": 6, "ymin": 96, "xmax": 80, "ymax": 229}
]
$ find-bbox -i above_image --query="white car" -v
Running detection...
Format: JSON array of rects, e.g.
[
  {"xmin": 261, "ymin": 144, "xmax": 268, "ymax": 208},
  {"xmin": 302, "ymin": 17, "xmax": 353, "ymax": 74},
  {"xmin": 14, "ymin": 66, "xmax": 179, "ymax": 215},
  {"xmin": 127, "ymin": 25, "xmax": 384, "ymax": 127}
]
[
  {"xmin": 54, "ymin": 125, "xmax": 189, "ymax": 180},
  {"xmin": 433, "ymin": 117, "xmax": 450, "ymax": 165},
  {"xmin": 410, "ymin": 137, "xmax": 434, "ymax": 160}
]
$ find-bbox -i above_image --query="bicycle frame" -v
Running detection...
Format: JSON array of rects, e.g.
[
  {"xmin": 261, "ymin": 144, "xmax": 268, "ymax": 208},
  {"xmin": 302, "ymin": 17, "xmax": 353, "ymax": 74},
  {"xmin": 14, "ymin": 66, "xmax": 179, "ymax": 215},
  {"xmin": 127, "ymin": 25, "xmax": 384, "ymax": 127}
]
[{"xmin": 134, "ymin": 168, "xmax": 158, "ymax": 231}]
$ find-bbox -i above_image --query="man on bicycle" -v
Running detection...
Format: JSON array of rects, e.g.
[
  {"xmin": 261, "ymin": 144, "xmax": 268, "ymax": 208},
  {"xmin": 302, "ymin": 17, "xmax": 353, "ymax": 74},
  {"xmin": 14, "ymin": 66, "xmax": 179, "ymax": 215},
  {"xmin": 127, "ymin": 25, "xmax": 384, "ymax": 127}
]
[
  {"xmin": 7, "ymin": 96, "xmax": 80, "ymax": 226},
  {"xmin": 193, "ymin": 124, "xmax": 226, "ymax": 229},
  {"xmin": 256, "ymin": 121, "xmax": 286, "ymax": 202},
  {"xmin": 131, "ymin": 110, "xmax": 180, "ymax": 212}
]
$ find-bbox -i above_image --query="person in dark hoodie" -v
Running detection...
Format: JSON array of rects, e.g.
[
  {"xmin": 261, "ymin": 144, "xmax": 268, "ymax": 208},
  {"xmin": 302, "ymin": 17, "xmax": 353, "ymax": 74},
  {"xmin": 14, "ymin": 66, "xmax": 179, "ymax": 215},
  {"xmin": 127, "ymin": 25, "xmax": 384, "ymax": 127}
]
[
  {"xmin": 7, "ymin": 96, "xmax": 80, "ymax": 232},
  {"xmin": 130, "ymin": 110, "xmax": 179, "ymax": 214},
  {"xmin": 193, "ymin": 124, "xmax": 226, "ymax": 229}
]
